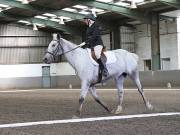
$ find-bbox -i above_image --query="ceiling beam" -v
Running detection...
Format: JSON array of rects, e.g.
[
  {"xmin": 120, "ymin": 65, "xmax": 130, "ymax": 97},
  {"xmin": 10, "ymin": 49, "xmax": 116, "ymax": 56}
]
[
  {"xmin": 0, "ymin": 0, "xmax": 54, "ymax": 13},
  {"xmin": 51, "ymin": 10, "xmax": 84, "ymax": 20},
  {"xmin": 0, "ymin": 0, "xmax": 143, "ymax": 30},
  {"xmin": 0, "ymin": 0, "xmax": 85, "ymax": 19},
  {"xmin": 0, "ymin": 0, "xmax": 159, "ymax": 33},
  {"xmin": 0, "ymin": 0, "xmax": 89, "ymax": 20},
  {"xmin": 0, "ymin": 0, "xmax": 119, "ymax": 30},
  {"xmin": 0, "ymin": 0, "xmax": 85, "ymax": 34},
  {"xmin": 79, "ymin": 1, "xmax": 151, "ymax": 24},
  {"xmin": 0, "ymin": 12, "xmax": 81, "ymax": 35},
  {"xmin": 158, "ymin": 0, "xmax": 180, "ymax": 9},
  {"xmin": 2, "ymin": 0, "xmax": 151, "ymax": 24}
]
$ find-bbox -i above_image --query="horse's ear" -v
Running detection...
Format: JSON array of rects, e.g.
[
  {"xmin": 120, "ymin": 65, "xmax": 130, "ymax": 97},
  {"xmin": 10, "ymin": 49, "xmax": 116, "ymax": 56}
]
[
  {"xmin": 52, "ymin": 33, "xmax": 58, "ymax": 40},
  {"xmin": 57, "ymin": 33, "xmax": 61, "ymax": 40}
]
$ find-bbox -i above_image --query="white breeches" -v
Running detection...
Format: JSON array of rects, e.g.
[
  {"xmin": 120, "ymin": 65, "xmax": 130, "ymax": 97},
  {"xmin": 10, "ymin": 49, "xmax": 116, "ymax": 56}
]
[{"xmin": 94, "ymin": 45, "xmax": 103, "ymax": 59}]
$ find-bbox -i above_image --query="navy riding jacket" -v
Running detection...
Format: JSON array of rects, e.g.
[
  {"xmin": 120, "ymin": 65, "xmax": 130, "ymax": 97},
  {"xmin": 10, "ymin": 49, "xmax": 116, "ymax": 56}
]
[{"xmin": 85, "ymin": 22, "xmax": 104, "ymax": 48}]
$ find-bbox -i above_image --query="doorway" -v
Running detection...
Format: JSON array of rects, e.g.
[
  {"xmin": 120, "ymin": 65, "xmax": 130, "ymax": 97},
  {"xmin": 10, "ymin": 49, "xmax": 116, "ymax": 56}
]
[{"xmin": 42, "ymin": 66, "xmax": 51, "ymax": 88}]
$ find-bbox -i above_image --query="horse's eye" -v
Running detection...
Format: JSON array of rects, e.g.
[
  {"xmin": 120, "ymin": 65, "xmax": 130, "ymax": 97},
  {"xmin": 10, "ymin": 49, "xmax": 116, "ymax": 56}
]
[{"xmin": 52, "ymin": 44, "xmax": 55, "ymax": 47}]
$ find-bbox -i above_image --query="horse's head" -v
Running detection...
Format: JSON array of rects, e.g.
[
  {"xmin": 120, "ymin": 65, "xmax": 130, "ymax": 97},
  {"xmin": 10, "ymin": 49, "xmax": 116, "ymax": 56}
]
[{"xmin": 43, "ymin": 33, "xmax": 63, "ymax": 64}]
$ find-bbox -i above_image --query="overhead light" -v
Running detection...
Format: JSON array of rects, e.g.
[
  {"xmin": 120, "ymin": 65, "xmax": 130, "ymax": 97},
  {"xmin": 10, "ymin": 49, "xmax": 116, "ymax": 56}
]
[
  {"xmin": 90, "ymin": 8, "xmax": 104, "ymax": 13},
  {"xmin": 91, "ymin": 8, "xmax": 97, "ymax": 17},
  {"xmin": 0, "ymin": 4, "xmax": 11, "ymax": 12},
  {"xmin": 96, "ymin": 0, "xmax": 112, "ymax": 3},
  {"xmin": 0, "ymin": 8, "xmax": 3, "ymax": 12},
  {"xmin": 134, "ymin": 0, "xmax": 144, "ymax": 3},
  {"xmin": 43, "ymin": 13, "xmax": 57, "ymax": 18},
  {"xmin": 33, "ymin": 23, "xmax": 38, "ymax": 31},
  {"xmin": 59, "ymin": 17, "xmax": 65, "ymax": 25},
  {"xmin": 130, "ymin": 0, "xmax": 137, "ymax": 9},
  {"xmin": 79, "ymin": 10, "xmax": 90, "ymax": 15},
  {"xmin": 22, "ymin": 0, "xmax": 29, "ymax": 4},
  {"xmin": 0, "ymin": 4, "xmax": 9, "ymax": 8},
  {"xmin": 58, "ymin": 16, "xmax": 72, "ymax": 22},
  {"xmin": 62, "ymin": 8, "xmax": 77, "ymax": 13},
  {"xmin": 114, "ymin": 1, "xmax": 129, "ymax": 6},
  {"xmin": 58, "ymin": 16, "xmax": 70, "ymax": 20},
  {"xmin": 35, "ymin": 15, "xmax": 48, "ymax": 20},
  {"xmin": 35, "ymin": 23, "xmax": 45, "ymax": 28},
  {"xmin": 50, "ymin": 18, "xmax": 59, "ymax": 22},
  {"xmin": 16, "ymin": 0, "xmax": 36, "ymax": 4},
  {"xmin": 58, "ymin": 16, "xmax": 71, "ymax": 20},
  {"xmin": 18, "ymin": 20, "xmax": 31, "ymax": 25},
  {"xmin": 73, "ymin": 5, "xmax": 88, "ymax": 9}
]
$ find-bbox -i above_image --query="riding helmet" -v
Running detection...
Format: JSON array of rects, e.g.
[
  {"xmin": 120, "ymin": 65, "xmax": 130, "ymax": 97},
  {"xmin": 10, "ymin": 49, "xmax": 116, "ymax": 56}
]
[{"xmin": 83, "ymin": 14, "xmax": 96, "ymax": 21}]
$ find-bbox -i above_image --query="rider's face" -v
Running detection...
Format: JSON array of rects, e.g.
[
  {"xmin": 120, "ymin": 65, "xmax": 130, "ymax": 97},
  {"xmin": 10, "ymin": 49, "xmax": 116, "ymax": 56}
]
[{"xmin": 84, "ymin": 19, "xmax": 88, "ymax": 26}]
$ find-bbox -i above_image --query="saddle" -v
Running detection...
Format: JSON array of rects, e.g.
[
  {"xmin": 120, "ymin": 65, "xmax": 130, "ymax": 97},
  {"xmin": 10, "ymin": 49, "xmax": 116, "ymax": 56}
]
[
  {"xmin": 87, "ymin": 48, "xmax": 116, "ymax": 66},
  {"xmin": 86, "ymin": 48, "xmax": 117, "ymax": 85},
  {"xmin": 91, "ymin": 47, "xmax": 107, "ymax": 63}
]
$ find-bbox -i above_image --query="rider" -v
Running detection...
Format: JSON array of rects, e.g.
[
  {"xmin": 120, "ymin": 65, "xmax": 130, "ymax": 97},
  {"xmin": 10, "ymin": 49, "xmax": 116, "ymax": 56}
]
[{"xmin": 82, "ymin": 14, "xmax": 109, "ymax": 77}]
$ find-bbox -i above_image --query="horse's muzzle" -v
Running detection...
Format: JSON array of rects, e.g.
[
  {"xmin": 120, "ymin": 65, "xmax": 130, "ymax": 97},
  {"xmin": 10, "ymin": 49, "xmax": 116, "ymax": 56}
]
[{"xmin": 43, "ymin": 57, "xmax": 48, "ymax": 64}]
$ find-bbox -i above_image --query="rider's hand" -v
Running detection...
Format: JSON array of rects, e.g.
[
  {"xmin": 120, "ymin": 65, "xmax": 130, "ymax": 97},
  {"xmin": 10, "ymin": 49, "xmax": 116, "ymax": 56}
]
[{"xmin": 80, "ymin": 42, "xmax": 86, "ymax": 47}]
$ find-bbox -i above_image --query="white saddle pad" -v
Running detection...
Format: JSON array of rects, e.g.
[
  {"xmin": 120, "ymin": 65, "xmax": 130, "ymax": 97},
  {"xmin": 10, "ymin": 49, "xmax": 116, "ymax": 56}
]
[{"xmin": 86, "ymin": 48, "xmax": 117, "ymax": 66}]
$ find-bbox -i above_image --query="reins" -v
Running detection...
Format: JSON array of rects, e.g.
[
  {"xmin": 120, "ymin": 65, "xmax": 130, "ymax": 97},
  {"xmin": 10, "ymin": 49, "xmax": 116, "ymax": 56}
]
[{"xmin": 60, "ymin": 45, "xmax": 82, "ymax": 55}]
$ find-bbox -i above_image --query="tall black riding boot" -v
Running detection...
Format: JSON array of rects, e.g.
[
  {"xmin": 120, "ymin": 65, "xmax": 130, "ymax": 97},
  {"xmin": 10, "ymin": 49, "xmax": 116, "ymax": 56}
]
[{"xmin": 97, "ymin": 58, "xmax": 109, "ymax": 77}]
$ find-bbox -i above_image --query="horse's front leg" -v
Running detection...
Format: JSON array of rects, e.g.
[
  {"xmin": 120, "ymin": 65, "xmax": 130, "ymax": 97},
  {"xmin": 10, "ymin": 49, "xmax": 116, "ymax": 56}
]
[
  {"xmin": 90, "ymin": 86, "xmax": 111, "ymax": 113},
  {"xmin": 77, "ymin": 80, "xmax": 90, "ymax": 117}
]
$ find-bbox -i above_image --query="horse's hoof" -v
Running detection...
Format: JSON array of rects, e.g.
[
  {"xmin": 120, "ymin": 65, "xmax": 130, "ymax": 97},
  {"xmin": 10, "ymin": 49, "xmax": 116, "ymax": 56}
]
[
  {"xmin": 76, "ymin": 110, "xmax": 82, "ymax": 116},
  {"xmin": 111, "ymin": 109, "xmax": 115, "ymax": 114},
  {"xmin": 108, "ymin": 110, "xmax": 112, "ymax": 114},
  {"xmin": 114, "ymin": 109, "xmax": 122, "ymax": 114},
  {"xmin": 112, "ymin": 106, "xmax": 123, "ymax": 114},
  {"xmin": 146, "ymin": 102, "xmax": 153, "ymax": 110},
  {"xmin": 114, "ymin": 110, "xmax": 122, "ymax": 114},
  {"xmin": 72, "ymin": 115, "xmax": 80, "ymax": 119}
]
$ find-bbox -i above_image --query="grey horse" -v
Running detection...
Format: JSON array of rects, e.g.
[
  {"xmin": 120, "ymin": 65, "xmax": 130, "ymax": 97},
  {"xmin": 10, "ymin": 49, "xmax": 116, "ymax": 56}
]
[{"xmin": 43, "ymin": 34, "xmax": 153, "ymax": 116}]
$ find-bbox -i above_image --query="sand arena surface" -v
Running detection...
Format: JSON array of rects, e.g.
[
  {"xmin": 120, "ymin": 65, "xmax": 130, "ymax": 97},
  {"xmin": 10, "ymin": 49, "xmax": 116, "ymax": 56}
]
[{"xmin": 0, "ymin": 89, "xmax": 179, "ymax": 134}]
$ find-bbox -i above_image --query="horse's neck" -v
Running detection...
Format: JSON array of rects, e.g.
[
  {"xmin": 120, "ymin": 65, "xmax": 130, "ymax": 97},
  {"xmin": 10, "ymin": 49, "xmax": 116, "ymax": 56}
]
[{"xmin": 61, "ymin": 39, "xmax": 83, "ymax": 68}]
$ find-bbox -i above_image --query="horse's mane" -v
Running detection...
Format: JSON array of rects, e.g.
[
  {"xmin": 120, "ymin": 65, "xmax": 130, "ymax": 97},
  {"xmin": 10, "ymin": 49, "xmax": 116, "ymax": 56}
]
[{"xmin": 61, "ymin": 38, "xmax": 84, "ymax": 52}]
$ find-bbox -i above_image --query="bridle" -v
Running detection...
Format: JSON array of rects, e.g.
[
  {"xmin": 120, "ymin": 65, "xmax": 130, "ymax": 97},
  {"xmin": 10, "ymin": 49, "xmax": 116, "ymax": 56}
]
[
  {"xmin": 45, "ymin": 39, "xmax": 63, "ymax": 60},
  {"xmin": 45, "ymin": 39, "xmax": 81, "ymax": 59}
]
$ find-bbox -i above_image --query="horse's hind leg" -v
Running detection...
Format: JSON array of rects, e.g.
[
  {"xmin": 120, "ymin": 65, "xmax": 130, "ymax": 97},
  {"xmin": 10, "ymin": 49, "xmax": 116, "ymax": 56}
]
[
  {"xmin": 112, "ymin": 75, "xmax": 125, "ymax": 114},
  {"xmin": 90, "ymin": 86, "xmax": 110, "ymax": 113},
  {"xmin": 130, "ymin": 70, "xmax": 153, "ymax": 110}
]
